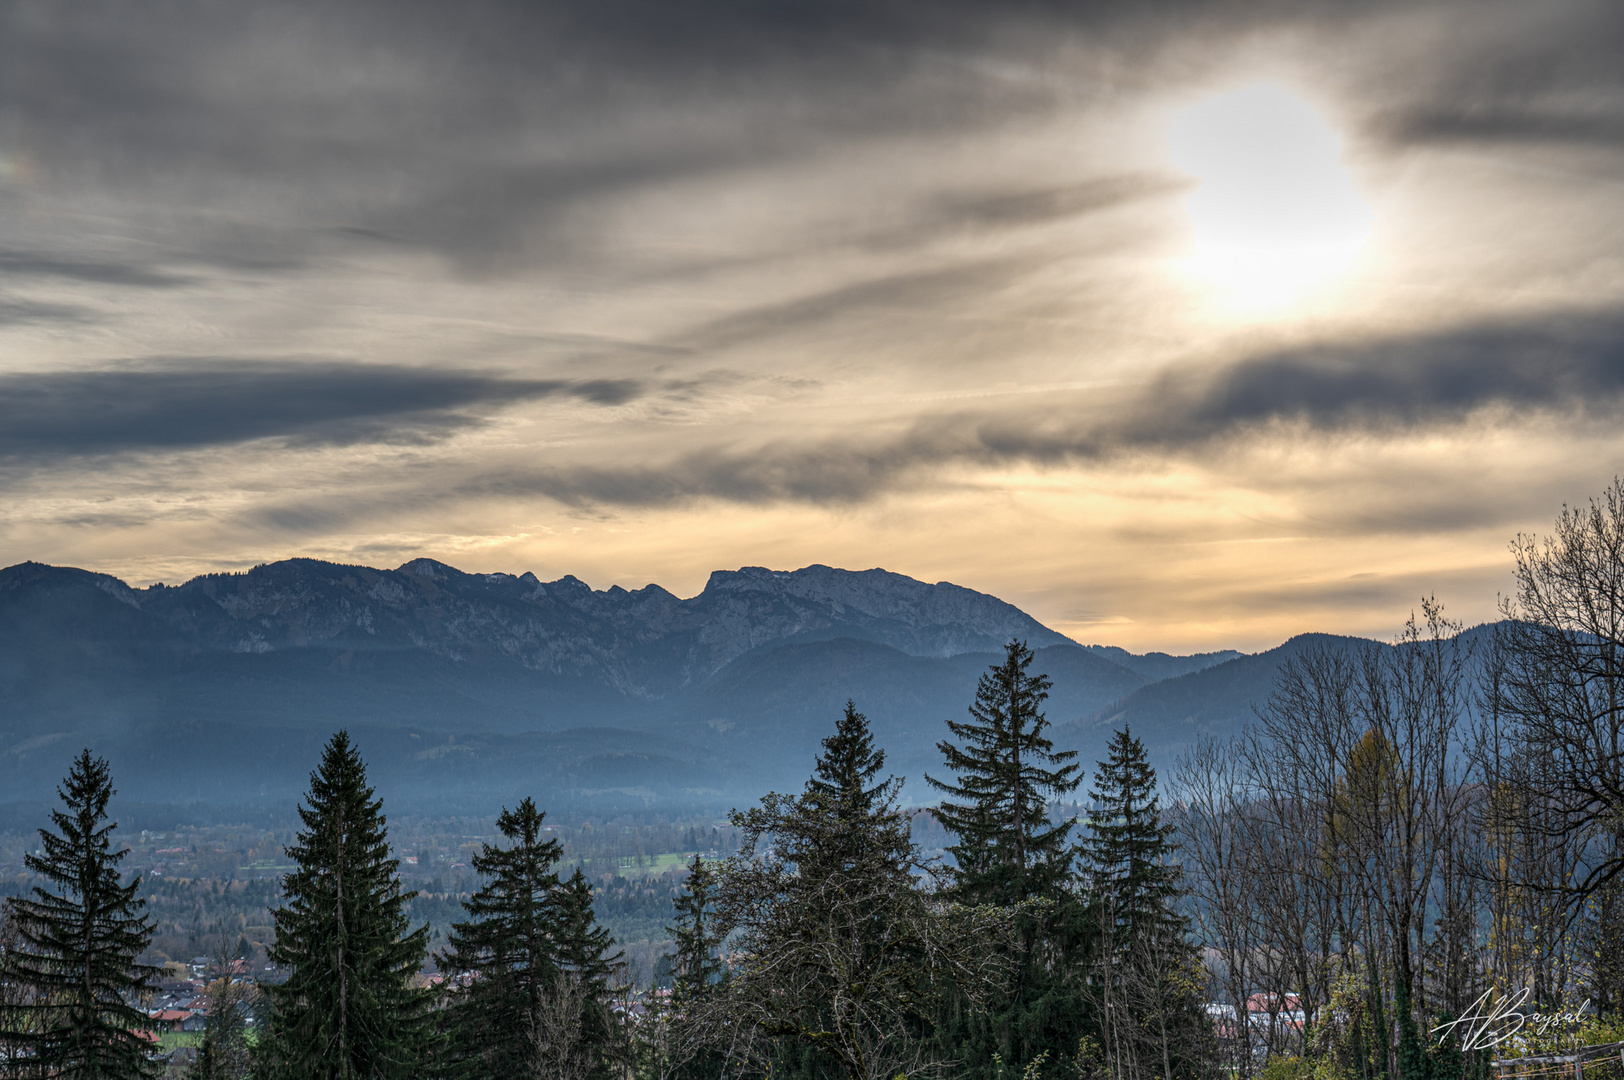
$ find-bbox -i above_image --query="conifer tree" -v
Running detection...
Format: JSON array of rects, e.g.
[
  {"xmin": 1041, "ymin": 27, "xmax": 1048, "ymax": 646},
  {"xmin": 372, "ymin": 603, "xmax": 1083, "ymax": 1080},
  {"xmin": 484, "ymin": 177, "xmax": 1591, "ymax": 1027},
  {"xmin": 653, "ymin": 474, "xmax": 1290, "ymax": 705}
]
[
  {"xmin": 257, "ymin": 731, "xmax": 433, "ymax": 1080},
  {"xmin": 805, "ymin": 702, "xmax": 892, "ymax": 836},
  {"xmin": 1081, "ymin": 727, "xmax": 1208, "ymax": 1080},
  {"xmin": 704, "ymin": 701, "xmax": 1009, "ymax": 1080},
  {"xmin": 661, "ymin": 854, "xmax": 727, "ymax": 1080},
  {"xmin": 926, "ymin": 645, "xmax": 1092, "ymax": 1073},
  {"xmin": 549, "ymin": 869, "xmax": 626, "ymax": 1080},
  {"xmin": 927, "ymin": 640, "xmax": 1082, "ymax": 905},
  {"xmin": 668, "ymin": 856, "xmax": 722, "ymax": 1004},
  {"xmin": 1080, "ymin": 727, "xmax": 1183, "ymax": 949},
  {"xmin": 440, "ymin": 797, "xmax": 563, "ymax": 1080},
  {"xmin": 0, "ymin": 749, "xmax": 157, "ymax": 1079}
]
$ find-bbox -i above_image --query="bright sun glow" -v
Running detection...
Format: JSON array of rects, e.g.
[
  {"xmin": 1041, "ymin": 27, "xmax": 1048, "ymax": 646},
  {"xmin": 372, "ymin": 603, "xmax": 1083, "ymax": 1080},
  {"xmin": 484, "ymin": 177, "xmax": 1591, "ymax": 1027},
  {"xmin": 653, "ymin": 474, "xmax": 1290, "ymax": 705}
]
[{"xmin": 1168, "ymin": 83, "xmax": 1373, "ymax": 312}]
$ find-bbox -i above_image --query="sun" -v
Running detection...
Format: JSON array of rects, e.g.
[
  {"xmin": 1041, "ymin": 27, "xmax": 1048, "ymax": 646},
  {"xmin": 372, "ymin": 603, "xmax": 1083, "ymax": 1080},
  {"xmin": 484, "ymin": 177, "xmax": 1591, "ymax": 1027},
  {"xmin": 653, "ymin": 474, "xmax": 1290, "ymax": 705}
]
[{"xmin": 1168, "ymin": 83, "xmax": 1373, "ymax": 312}]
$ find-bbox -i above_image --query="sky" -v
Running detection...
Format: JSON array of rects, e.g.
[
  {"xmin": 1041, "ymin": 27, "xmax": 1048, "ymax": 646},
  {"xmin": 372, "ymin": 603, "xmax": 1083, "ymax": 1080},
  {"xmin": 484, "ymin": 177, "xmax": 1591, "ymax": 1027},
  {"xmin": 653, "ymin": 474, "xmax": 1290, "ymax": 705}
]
[{"xmin": 1, "ymin": 0, "xmax": 1621, "ymax": 653}]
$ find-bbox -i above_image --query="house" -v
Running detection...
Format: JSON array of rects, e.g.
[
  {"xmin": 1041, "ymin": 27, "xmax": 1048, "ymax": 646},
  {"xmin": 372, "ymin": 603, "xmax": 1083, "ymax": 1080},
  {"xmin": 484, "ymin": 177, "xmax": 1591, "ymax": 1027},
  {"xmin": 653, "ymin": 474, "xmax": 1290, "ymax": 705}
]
[
  {"xmin": 181, "ymin": 1012, "xmax": 209, "ymax": 1033},
  {"xmin": 148, "ymin": 1009, "xmax": 191, "ymax": 1032}
]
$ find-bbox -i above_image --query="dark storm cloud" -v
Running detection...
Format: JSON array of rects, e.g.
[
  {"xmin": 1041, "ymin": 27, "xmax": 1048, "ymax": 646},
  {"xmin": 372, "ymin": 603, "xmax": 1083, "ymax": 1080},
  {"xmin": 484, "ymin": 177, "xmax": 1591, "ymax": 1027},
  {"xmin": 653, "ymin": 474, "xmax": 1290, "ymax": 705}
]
[
  {"xmin": 0, "ymin": 361, "xmax": 643, "ymax": 458},
  {"xmin": 465, "ymin": 313, "xmax": 1624, "ymax": 509}
]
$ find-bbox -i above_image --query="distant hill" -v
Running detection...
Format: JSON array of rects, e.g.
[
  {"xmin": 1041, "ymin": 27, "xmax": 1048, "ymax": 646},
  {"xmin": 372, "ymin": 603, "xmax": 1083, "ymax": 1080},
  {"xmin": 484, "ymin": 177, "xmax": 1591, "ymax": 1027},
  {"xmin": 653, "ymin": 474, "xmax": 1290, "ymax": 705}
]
[
  {"xmin": 1080, "ymin": 644, "xmax": 1244, "ymax": 682},
  {"xmin": 1053, "ymin": 633, "xmax": 1373, "ymax": 777}
]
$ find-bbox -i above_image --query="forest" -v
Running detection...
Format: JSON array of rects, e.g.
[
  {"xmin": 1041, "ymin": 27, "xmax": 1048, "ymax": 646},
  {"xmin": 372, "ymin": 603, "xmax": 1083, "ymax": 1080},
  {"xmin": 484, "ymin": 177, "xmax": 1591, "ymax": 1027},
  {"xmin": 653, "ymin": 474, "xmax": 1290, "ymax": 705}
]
[{"xmin": 2, "ymin": 480, "xmax": 1624, "ymax": 1080}]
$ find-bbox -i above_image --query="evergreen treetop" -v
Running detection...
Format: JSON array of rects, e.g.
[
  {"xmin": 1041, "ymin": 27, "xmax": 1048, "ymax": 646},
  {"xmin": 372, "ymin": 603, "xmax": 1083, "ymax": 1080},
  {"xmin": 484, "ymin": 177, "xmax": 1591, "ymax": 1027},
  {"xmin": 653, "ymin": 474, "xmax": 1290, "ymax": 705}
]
[
  {"xmin": 259, "ymin": 731, "xmax": 433, "ymax": 1080},
  {"xmin": 927, "ymin": 639, "xmax": 1082, "ymax": 905},
  {"xmin": 668, "ymin": 855, "xmax": 723, "ymax": 1003},
  {"xmin": 439, "ymin": 796, "xmax": 564, "ymax": 1080},
  {"xmin": 800, "ymin": 700, "xmax": 905, "ymax": 875},
  {"xmin": 551, "ymin": 867, "xmax": 626, "ymax": 1079},
  {"xmin": 1080, "ymin": 726, "xmax": 1185, "ymax": 948},
  {"xmin": 0, "ymin": 749, "xmax": 158, "ymax": 1079},
  {"xmin": 712, "ymin": 703, "xmax": 1008, "ymax": 1080}
]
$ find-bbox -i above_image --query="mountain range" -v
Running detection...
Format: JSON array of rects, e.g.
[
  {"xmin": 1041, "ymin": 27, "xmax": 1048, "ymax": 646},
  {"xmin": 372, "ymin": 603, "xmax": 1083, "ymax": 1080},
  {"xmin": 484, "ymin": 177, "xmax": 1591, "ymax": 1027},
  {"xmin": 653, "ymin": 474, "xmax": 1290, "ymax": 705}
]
[{"xmin": 0, "ymin": 556, "xmax": 1385, "ymax": 814}]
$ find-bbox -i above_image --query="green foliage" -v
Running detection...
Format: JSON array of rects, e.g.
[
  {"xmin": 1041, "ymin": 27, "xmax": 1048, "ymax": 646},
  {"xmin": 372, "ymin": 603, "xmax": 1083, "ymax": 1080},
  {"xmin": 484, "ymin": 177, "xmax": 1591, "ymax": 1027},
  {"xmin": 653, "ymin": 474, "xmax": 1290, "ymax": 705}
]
[
  {"xmin": 655, "ymin": 853, "xmax": 727, "ymax": 1080},
  {"xmin": 0, "ymin": 749, "xmax": 159, "ymax": 1078},
  {"xmin": 928, "ymin": 641, "xmax": 1082, "ymax": 907},
  {"xmin": 668, "ymin": 855, "xmax": 722, "ymax": 1004},
  {"xmin": 257, "ymin": 731, "xmax": 434, "ymax": 1080},
  {"xmin": 927, "ymin": 645, "xmax": 1099, "ymax": 1076},
  {"xmin": 439, "ymin": 797, "xmax": 564, "ymax": 1080},
  {"xmin": 705, "ymin": 701, "xmax": 1014, "ymax": 1080},
  {"xmin": 1079, "ymin": 727, "xmax": 1183, "ymax": 950},
  {"xmin": 1080, "ymin": 728, "xmax": 1211, "ymax": 1080},
  {"xmin": 551, "ymin": 866, "xmax": 628, "ymax": 1079}
]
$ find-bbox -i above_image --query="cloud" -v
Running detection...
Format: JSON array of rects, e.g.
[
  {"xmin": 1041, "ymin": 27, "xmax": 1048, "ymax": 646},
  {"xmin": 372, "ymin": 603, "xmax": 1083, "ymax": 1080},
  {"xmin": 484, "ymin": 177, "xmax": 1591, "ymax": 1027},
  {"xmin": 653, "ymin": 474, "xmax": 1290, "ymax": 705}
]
[
  {"xmin": 0, "ymin": 360, "xmax": 644, "ymax": 459},
  {"xmin": 447, "ymin": 312, "xmax": 1624, "ymax": 508},
  {"xmin": 1127, "ymin": 314, "xmax": 1624, "ymax": 441},
  {"xmin": 1391, "ymin": 107, "xmax": 1624, "ymax": 148},
  {"xmin": 0, "ymin": 297, "xmax": 93, "ymax": 325},
  {"xmin": 0, "ymin": 249, "xmax": 190, "ymax": 288},
  {"xmin": 672, "ymin": 257, "xmax": 1043, "ymax": 353}
]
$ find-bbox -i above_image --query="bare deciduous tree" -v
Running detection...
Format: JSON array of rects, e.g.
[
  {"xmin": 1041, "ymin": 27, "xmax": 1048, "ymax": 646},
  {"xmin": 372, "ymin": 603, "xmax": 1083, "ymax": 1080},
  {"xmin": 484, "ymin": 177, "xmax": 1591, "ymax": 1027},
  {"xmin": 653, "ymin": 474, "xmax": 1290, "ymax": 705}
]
[{"xmin": 1488, "ymin": 477, "xmax": 1624, "ymax": 898}]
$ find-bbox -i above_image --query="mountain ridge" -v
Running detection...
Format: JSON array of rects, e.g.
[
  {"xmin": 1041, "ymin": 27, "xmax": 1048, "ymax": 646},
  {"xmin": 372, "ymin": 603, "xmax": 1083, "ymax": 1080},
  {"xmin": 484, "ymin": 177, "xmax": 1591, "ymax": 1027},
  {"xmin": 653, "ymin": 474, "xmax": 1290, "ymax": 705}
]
[{"xmin": 0, "ymin": 556, "xmax": 1244, "ymax": 809}]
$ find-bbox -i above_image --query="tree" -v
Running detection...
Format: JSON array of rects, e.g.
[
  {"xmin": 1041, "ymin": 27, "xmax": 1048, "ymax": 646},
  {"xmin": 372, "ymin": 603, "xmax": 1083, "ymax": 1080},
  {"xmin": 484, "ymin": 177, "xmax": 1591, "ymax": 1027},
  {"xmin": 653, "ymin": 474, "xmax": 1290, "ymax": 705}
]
[
  {"xmin": 641, "ymin": 855, "xmax": 726, "ymax": 1080},
  {"xmin": 1175, "ymin": 738, "xmax": 1275, "ymax": 1075},
  {"xmin": 702, "ymin": 702, "xmax": 1012, "ymax": 1080},
  {"xmin": 0, "ymin": 900, "xmax": 33, "ymax": 1076},
  {"xmin": 668, "ymin": 855, "xmax": 723, "ymax": 1005},
  {"xmin": 927, "ymin": 642, "xmax": 1082, "ymax": 906},
  {"xmin": 1083, "ymin": 728, "xmax": 1182, "ymax": 950},
  {"xmin": 548, "ymin": 868, "xmax": 626, "ymax": 1080},
  {"xmin": 184, "ymin": 938, "xmax": 255, "ymax": 1080},
  {"xmin": 0, "ymin": 749, "xmax": 158, "ymax": 1079},
  {"xmin": 257, "ymin": 731, "xmax": 433, "ymax": 1080},
  {"xmin": 1081, "ymin": 728, "xmax": 1209, "ymax": 1080},
  {"xmin": 1488, "ymin": 477, "xmax": 1624, "ymax": 898},
  {"xmin": 440, "ymin": 798, "xmax": 564, "ymax": 1080},
  {"xmin": 927, "ymin": 643, "xmax": 1090, "ymax": 1075}
]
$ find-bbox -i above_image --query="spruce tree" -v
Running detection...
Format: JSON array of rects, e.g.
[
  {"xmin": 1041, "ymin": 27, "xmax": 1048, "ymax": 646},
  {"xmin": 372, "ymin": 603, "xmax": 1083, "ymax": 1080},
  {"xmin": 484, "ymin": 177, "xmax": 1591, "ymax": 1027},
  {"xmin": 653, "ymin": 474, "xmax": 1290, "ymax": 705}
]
[
  {"xmin": 1080, "ymin": 727, "xmax": 1183, "ymax": 948},
  {"xmin": 926, "ymin": 644, "xmax": 1091, "ymax": 1074},
  {"xmin": 927, "ymin": 640, "xmax": 1082, "ymax": 905},
  {"xmin": 662, "ymin": 854, "xmax": 727, "ymax": 1080},
  {"xmin": 440, "ymin": 797, "xmax": 563, "ymax": 1080},
  {"xmin": 799, "ymin": 700, "xmax": 898, "ymax": 875},
  {"xmin": 0, "ymin": 749, "xmax": 158, "ymax": 1079},
  {"xmin": 668, "ymin": 855, "xmax": 722, "ymax": 1003},
  {"xmin": 257, "ymin": 731, "xmax": 433, "ymax": 1080},
  {"xmin": 1080, "ymin": 727, "xmax": 1208, "ymax": 1080},
  {"xmin": 705, "ymin": 701, "xmax": 1008, "ymax": 1080},
  {"xmin": 550, "ymin": 868, "xmax": 626, "ymax": 1080}
]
